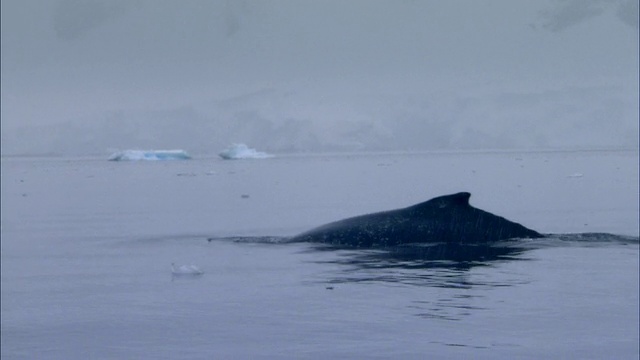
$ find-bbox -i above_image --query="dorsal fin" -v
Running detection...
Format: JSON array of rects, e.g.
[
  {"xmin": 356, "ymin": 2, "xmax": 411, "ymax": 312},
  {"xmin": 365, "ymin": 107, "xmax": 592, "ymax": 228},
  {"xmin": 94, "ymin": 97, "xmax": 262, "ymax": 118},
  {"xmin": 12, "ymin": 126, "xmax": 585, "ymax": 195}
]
[
  {"xmin": 437, "ymin": 192, "xmax": 471, "ymax": 206},
  {"xmin": 410, "ymin": 192, "xmax": 471, "ymax": 211}
]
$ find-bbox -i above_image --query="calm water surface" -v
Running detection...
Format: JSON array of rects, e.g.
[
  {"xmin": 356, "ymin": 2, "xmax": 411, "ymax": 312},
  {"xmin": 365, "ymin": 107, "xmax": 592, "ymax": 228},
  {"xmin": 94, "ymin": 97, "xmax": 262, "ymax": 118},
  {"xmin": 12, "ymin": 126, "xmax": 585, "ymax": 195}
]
[{"xmin": 2, "ymin": 151, "xmax": 638, "ymax": 359}]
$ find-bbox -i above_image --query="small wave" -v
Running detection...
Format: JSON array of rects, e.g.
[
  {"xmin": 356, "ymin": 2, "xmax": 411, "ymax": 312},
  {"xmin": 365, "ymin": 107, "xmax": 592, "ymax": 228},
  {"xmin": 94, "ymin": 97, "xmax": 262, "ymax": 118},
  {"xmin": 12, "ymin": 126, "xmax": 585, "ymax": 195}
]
[
  {"xmin": 531, "ymin": 233, "xmax": 640, "ymax": 247},
  {"xmin": 555, "ymin": 232, "xmax": 639, "ymax": 242},
  {"xmin": 206, "ymin": 236, "xmax": 289, "ymax": 244}
]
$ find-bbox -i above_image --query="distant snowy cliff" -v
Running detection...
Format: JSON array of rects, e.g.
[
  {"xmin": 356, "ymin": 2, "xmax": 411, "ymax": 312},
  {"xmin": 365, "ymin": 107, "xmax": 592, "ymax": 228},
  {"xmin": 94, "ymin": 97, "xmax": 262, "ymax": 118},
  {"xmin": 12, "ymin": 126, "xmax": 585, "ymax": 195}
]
[{"xmin": 2, "ymin": 83, "xmax": 637, "ymax": 157}]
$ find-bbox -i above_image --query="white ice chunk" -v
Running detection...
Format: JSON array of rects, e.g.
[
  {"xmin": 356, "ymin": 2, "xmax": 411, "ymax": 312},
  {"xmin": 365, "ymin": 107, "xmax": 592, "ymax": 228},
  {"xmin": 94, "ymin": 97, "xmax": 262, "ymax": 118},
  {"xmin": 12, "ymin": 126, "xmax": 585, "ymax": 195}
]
[
  {"xmin": 171, "ymin": 263, "xmax": 204, "ymax": 276},
  {"xmin": 218, "ymin": 143, "xmax": 273, "ymax": 160},
  {"xmin": 108, "ymin": 150, "xmax": 191, "ymax": 161}
]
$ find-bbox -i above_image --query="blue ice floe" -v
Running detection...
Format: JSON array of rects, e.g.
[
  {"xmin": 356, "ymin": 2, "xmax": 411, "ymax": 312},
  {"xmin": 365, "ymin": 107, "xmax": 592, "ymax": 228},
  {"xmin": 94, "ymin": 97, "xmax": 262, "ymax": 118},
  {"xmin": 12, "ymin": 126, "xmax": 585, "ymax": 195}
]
[
  {"xmin": 218, "ymin": 143, "xmax": 273, "ymax": 160},
  {"xmin": 108, "ymin": 149, "xmax": 192, "ymax": 161}
]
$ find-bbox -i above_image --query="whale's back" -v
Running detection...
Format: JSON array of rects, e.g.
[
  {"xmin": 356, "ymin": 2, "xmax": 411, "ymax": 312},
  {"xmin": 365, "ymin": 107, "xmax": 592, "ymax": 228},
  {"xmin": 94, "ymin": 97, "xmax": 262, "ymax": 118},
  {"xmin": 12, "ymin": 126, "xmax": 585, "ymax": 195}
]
[{"xmin": 290, "ymin": 192, "xmax": 542, "ymax": 247}]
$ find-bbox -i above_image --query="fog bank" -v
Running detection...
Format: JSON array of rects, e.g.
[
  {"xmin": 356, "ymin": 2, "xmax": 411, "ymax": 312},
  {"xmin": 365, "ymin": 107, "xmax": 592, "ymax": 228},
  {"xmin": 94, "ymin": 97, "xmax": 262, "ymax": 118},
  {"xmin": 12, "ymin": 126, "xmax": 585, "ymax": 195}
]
[{"xmin": 1, "ymin": 0, "xmax": 638, "ymax": 155}]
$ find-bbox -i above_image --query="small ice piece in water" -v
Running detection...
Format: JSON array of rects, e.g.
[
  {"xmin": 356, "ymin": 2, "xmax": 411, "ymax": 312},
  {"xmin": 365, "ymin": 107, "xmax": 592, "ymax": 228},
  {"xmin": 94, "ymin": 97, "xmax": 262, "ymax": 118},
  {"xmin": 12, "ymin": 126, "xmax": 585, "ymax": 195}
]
[
  {"xmin": 218, "ymin": 143, "xmax": 272, "ymax": 160},
  {"xmin": 567, "ymin": 173, "xmax": 584, "ymax": 178},
  {"xmin": 108, "ymin": 150, "xmax": 191, "ymax": 161},
  {"xmin": 171, "ymin": 263, "xmax": 204, "ymax": 276}
]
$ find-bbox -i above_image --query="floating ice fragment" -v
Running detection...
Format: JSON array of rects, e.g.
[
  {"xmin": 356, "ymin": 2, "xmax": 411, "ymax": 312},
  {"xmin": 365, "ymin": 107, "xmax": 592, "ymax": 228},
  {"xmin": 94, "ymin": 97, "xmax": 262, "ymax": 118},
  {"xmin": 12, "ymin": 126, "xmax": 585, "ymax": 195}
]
[
  {"xmin": 171, "ymin": 263, "xmax": 204, "ymax": 276},
  {"xmin": 108, "ymin": 150, "xmax": 191, "ymax": 161},
  {"xmin": 567, "ymin": 173, "xmax": 584, "ymax": 178},
  {"xmin": 219, "ymin": 143, "xmax": 272, "ymax": 160}
]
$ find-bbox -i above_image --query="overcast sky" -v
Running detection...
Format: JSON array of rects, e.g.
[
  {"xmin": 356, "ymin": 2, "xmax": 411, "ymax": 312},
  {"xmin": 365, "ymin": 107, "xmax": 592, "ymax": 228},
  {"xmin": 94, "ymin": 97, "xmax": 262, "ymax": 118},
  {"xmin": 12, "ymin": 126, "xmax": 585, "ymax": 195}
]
[{"xmin": 1, "ymin": 0, "xmax": 638, "ymax": 155}]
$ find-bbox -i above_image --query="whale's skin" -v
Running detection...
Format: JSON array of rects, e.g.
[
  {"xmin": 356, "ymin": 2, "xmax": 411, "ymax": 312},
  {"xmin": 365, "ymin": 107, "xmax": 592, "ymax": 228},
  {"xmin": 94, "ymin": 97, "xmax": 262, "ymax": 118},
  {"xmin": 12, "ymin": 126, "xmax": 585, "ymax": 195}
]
[{"xmin": 289, "ymin": 192, "xmax": 542, "ymax": 247}]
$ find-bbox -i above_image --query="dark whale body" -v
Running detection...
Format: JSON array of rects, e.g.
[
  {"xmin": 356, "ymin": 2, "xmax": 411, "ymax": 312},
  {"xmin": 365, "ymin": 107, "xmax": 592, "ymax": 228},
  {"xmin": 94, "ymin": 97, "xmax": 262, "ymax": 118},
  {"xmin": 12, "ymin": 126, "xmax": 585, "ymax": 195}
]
[{"xmin": 290, "ymin": 192, "xmax": 542, "ymax": 248}]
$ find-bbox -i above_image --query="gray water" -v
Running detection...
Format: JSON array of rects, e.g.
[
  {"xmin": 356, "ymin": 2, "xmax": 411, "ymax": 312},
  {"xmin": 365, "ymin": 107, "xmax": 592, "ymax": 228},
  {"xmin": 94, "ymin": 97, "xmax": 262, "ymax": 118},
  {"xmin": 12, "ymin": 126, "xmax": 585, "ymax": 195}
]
[{"xmin": 2, "ymin": 151, "xmax": 638, "ymax": 359}]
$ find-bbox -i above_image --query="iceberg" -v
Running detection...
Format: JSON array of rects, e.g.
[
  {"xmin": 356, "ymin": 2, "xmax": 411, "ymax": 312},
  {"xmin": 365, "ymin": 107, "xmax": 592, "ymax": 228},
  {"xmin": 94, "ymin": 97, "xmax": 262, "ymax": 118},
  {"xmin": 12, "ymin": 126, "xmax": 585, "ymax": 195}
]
[
  {"xmin": 108, "ymin": 149, "xmax": 192, "ymax": 161},
  {"xmin": 218, "ymin": 144, "xmax": 273, "ymax": 160}
]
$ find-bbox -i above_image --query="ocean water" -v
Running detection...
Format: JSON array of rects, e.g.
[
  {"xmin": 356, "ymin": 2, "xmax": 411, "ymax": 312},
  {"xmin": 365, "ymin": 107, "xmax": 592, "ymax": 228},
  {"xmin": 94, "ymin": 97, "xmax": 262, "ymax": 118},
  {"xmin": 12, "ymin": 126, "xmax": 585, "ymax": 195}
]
[{"xmin": 1, "ymin": 150, "xmax": 638, "ymax": 359}]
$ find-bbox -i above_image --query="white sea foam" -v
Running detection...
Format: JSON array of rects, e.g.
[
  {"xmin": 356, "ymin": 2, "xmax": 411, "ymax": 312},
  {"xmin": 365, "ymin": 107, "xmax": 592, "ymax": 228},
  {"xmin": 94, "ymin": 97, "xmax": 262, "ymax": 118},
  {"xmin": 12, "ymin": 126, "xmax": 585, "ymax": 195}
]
[
  {"xmin": 219, "ymin": 143, "xmax": 273, "ymax": 160},
  {"xmin": 108, "ymin": 150, "xmax": 191, "ymax": 161}
]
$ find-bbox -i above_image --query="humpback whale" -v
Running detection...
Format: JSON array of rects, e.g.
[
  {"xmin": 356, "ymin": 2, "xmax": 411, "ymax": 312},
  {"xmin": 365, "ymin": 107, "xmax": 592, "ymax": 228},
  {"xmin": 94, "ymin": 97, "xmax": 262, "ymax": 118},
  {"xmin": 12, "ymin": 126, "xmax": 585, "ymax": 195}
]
[{"xmin": 289, "ymin": 192, "xmax": 542, "ymax": 247}]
